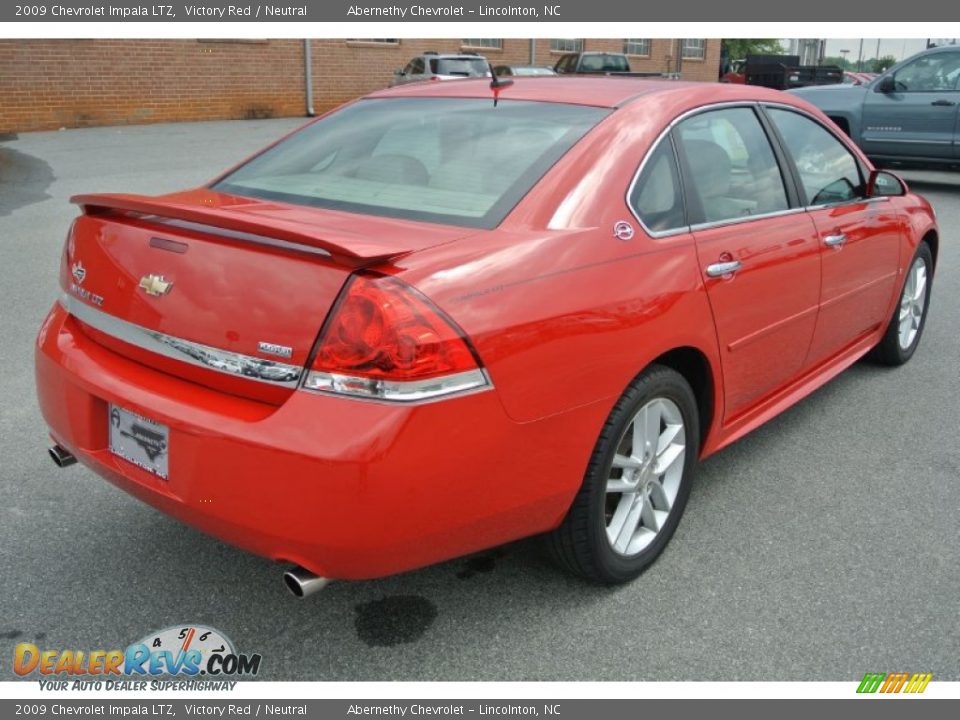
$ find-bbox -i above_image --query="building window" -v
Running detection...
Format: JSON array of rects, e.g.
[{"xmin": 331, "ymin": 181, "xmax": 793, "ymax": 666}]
[
  {"xmin": 462, "ymin": 39, "xmax": 502, "ymax": 50},
  {"xmin": 623, "ymin": 39, "xmax": 651, "ymax": 57},
  {"xmin": 681, "ymin": 39, "xmax": 706, "ymax": 60},
  {"xmin": 346, "ymin": 39, "xmax": 400, "ymax": 45},
  {"xmin": 550, "ymin": 39, "xmax": 583, "ymax": 53}
]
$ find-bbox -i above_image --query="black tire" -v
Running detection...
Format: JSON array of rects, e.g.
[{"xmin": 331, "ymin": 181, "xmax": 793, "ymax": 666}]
[
  {"xmin": 547, "ymin": 364, "xmax": 700, "ymax": 584},
  {"xmin": 873, "ymin": 242, "xmax": 933, "ymax": 366}
]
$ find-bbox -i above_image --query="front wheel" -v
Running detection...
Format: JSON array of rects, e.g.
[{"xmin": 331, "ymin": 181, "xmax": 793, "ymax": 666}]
[
  {"xmin": 547, "ymin": 365, "xmax": 699, "ymax": 584},
  {"xmin": 874, "ymin": 243, "xmax": 933, "ymax": 366}
]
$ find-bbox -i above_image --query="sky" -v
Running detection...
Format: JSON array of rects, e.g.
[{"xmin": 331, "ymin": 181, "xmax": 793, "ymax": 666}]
[{"xmin": 821, "ymin": 38, "xmax": 951, "ymax": 62}]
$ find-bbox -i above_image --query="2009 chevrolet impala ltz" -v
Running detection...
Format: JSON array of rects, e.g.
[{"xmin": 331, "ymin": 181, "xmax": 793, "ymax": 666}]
[{"xmin": 36, "ymin": 78, "xmax": 937, "ymax": 594}]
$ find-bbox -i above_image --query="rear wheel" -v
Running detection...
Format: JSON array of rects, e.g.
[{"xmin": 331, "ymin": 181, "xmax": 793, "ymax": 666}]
[
  {"xmin": 548, "ymin": 365, "xmax": 699, "ymax": 583},
  {"xmin": 874, "ymin": 243, "xmax": 933, "ymax": 366}
]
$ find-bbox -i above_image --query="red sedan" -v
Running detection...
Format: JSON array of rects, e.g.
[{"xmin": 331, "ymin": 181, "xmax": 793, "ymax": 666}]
[{"xmin": 36, "ymin": 78, "xmax": 937, "ymax": 594}]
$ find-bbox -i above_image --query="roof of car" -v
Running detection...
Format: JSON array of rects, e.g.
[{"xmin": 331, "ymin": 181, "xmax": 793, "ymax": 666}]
[{"xmin": 367, "ymin": 76, "xmax": 804, "ymax": 110}]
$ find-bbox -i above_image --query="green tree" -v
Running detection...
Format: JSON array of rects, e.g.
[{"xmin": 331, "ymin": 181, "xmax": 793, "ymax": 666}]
[
  {"xmin": 822, "ymin": 55, "xmax": 852, "ymax": 70},
  {"xmin": 721, "ymin": 39, "xmax": 784, "ymax": 60},
  {"xmin": 870, "ymin": 55, "xmax": 898, "ymax": 73}
]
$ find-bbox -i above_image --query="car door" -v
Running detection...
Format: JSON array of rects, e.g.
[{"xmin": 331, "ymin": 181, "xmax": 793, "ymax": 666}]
[
  {"xmin": 673, "ymin": 106, "xmax": 821, "ymax": 420},
  {"xmin": 861, "ymin": 50, "xmax": 960, "ymax": 160},
  {"xmin": 765, "ymin": 106, "xmax": 902, "ymax": 368}
]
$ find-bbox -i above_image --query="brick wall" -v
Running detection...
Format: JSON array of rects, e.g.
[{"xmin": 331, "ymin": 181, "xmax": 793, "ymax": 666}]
[{"xmin": 0, "ymin": 39, "xmax": 721, "ymax": 134}]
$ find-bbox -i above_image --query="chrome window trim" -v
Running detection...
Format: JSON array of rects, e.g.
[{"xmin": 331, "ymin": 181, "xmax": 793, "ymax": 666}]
[
  {"xmin": 625, "ymin": 100, "xmax": 900, "ymax": 238},
  {"xmin": 688, "ymin": 206, "xmax": 808, "ymax": 233},
  {"xmin": 60, "ymin": 294, "xmax": 303, "ymax": 388},
  {"xmin": 625, "ymin": 101, "xmax": 761, "ymax": 239}
]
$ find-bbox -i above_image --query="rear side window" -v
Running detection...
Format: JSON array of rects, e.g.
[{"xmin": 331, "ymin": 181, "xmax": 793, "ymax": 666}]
[
  {"xmin": 674, "ymin": 107, "xmax": 789, "ymax": 225},
  {"xmin": 767, "ymin": 108, "xmax": 863, "ymax": 205},
  {"xmin": 214, "ymin": 98, "xmax": 609, "ymax": 229},
  {"xmin": 630, "ymin": 138, "xmax": 685, "ymax": 233}
]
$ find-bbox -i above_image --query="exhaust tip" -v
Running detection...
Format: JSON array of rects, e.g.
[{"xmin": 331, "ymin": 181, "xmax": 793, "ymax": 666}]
[
  {"xmin": 49, "ymin": 445, "xmax": 77, "ymax": 468},
  {"xmin": 283, "ymin": 566, "xmax": 330, "ymax": 598}
]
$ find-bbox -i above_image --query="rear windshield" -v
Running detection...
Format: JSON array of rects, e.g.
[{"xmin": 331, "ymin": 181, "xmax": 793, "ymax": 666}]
[
  {"xmin": 214, "ymin": 98, "xmax": 609, "ymax": 229},
  {"xmin": 431, "ymin": 58, "xmax": 489, "ymax": 76},
  {"xmin": 581, "ymin": 54, "xmax": 630, "ymax": 72}
]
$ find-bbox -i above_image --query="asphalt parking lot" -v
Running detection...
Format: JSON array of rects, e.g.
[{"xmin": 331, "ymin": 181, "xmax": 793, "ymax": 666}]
[{"xmin": 1, "ymin": 118, "xmax": 958, "ymax": 682}]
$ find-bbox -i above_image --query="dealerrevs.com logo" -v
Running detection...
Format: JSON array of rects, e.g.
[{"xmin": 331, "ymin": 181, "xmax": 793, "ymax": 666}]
[{"xmin": 13, "ymin": 625, "xmax": 261, "ymax": 690}]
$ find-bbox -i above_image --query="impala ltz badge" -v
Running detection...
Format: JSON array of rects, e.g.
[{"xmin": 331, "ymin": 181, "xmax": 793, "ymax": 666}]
[
  {"xmin": 258, "ymin": 341, "xmax": 294, "ymax": 359},
  {"xmin": 613, "ymin": 220, "xmax": 635, "ymax": 241},
  {"xmin": 139, "ymin": 274, "xmax": 173, "ymax": 297},
  {"xmin": 71, "ymin": 261, "xmax": 86, "ymax": 284}
]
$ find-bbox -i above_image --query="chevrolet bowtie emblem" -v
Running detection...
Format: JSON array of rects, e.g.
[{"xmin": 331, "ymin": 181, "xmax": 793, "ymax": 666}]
[{"xmin": 139, "ymin": 274, "xmax": 174, "ymax": 297}]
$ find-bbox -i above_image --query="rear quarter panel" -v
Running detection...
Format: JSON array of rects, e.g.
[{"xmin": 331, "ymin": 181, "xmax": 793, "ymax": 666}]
[{"xmin": 394, "ymin": 98, "xmax": 723, "ymax": 427}]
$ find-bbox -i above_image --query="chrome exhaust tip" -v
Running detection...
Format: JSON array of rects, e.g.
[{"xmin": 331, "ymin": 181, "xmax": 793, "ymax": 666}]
[
  {"xmin": 283, "ymin": 567, "xmax": 331, "ymax": 598},
  {"xmin": 49, "ymin": 445, "xmax": 77, "ymax": 468}
]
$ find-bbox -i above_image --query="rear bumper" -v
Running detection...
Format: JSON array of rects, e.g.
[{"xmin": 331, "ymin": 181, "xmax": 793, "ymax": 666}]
[{"xmin": 35, "ymin": 302, "xmax": 604, "ymax": 580}]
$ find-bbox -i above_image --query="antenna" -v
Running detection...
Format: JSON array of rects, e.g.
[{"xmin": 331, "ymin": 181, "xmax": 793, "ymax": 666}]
[{"xmin": 488, "ymin": 61, "xmax": 514, "ymax": 107}]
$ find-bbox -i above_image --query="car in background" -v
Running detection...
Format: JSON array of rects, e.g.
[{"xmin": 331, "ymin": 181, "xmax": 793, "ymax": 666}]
[
  {"xmin": 554, "ymin": 51, "xmax": 632, "ymax": 75},
  {"xmin": 494, "ymin": 65, "xmax": 557, "ymax": 77},
  {"xmin": 791, "ymin": 45, "xmax": 960, "ymax": 168},
  {"xmin": 843, "ymin": 71, "xmax": 873, "ymax": 85},
  {"xmin": 38, "ymin": 78, "xmax": 937, "ymax": 592},
  {"xmin": 392, "ymin": 52, "xmax": 490, "ymax": 86}
]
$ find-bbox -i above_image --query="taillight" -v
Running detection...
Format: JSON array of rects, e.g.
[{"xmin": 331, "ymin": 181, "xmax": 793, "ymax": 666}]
[{"xmin": 302, "ymin": 274, "xmax": 490, "ymax": 402}]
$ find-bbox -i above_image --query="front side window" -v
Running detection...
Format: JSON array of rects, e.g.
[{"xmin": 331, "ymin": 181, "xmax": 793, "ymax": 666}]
[
  {"xmin": 674, "ymin": 107, "xmax": 789, "ymax": 225},
  {"xmin": 407, "ymin": 57, "xmax": 425, "ymax": 75},
  {"xmin": 629, "ymin": 137, "xmax": 685, "ymax": 233},
  {"xmin": 890, "ymin": 51, "xmax": 960, "ymax": 92},
  {"xmin": 214, "ymin": 98, "xmax": 609, "ymax": 229},
  {"xmin": 767, "ymin": 108, "xmax": 863, "ymax": 205}
]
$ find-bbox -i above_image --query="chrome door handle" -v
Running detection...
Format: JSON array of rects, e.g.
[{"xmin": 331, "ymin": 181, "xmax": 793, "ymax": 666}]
[
  {"xmin": 705, "ymin": 260, "xmax": 742, "ymax": 278},
  {"xmin": 931, "ymin": 99, "xmax": 956, "ymax": 107},
  {"xmin": 824, "ymin": 233, "xmax": 847, "ymax": 248}
]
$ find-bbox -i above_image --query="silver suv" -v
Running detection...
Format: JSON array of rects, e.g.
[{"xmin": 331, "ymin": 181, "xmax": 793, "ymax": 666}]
[{"xmin": 391, "ymin": 52, "xmax": 490, "ymax": 86}]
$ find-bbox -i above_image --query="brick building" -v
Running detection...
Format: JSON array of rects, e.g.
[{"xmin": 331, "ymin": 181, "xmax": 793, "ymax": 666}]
[{"xmin": 0, "ymin": 38, "xmax": 721, "ymax": 133}]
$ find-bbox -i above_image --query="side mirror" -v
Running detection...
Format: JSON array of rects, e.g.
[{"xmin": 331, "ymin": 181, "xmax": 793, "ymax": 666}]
[
  {"xmin": 867, "ymin": 169, "xmax": 907, "ymax": 197},
  {"xmin": 876, "ymin": 75, "xmax": 896, "ymax": 93}
]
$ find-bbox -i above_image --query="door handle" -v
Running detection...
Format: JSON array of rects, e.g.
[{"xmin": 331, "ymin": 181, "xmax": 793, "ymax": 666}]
[
  {"xmin": 931, "ymin": 99, "xmax": 956, "ymax": 106},
  {"xmin": 705, "ymin": 260, "xmax": 742, "ymax": 278},
  {"xmin": 824, "ymin": 233, "xmax": 847, "ymax": 248}
]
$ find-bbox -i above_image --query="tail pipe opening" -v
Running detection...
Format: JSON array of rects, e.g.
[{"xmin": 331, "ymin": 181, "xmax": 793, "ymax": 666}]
[
  {"xmin": 49, "ymin": 445, "xmax": 77, "ymax": 468},
  {"xmin": 283, "ymin": 566, "xmax": 331, "ymax": 598}
]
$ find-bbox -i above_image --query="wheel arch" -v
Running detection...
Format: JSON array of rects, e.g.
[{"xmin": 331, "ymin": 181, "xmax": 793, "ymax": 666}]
[
  {"xmin": 922, "ymin": 228, "xmax": 939, "ymax": 270},
  {"xmin": 647, "ymin": 346, "xmax": 718, "ymax": 450}
]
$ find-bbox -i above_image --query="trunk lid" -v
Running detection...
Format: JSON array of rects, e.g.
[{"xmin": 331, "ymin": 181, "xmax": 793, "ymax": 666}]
[{"xmin": 63, "ymin": 189, "xmax": 471, "ymax": 403}]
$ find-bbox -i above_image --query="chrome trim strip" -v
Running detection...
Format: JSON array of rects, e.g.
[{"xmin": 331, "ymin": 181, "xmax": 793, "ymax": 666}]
[
  {"xmin": 626, "ymin": 100, "xmax": 905, "ymax": 237},
  {"xmin": 688, "ymin": 206, "xmax": 807, "ymax": 232},
  {"xmin": 61, "ymin": 294, "xmax": 303, "ymax": 387},
  {"xmin": 862, "ymin": 137, "xmax": 952, "ymax": 145},
  {"xmin": 301, "ymin": 368, "xmax": 491, "ymax": 403}
]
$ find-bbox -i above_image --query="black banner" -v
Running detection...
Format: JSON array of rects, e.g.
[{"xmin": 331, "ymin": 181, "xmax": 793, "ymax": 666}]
[{"xmin": 3, "ymin": 0, "xmax": 958, "ymax": 22}]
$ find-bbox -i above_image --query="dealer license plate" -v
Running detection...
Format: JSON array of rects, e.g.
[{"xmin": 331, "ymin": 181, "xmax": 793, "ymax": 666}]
[{"xmin": 108, "ymin": 404, "xmax": 169, "ymax": 479}]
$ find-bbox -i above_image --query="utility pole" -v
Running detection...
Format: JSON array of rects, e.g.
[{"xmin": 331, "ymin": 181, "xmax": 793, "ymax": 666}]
[{"xmin": 857, "ymin": 38, "xmax": 864, "ymax": 71}]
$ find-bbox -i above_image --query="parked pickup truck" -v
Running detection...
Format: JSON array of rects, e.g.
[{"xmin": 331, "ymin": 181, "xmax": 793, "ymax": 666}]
[
  {"xmin": 790, "ymin": 45, "xmax": 960, "ymax": 168},
  {"xmin": 553, "ymin": 52, "xmax": 669, "ymax": 78}
]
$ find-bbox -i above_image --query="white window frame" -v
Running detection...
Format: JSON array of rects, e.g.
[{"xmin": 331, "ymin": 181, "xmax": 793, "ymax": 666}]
[
  {"xmin": 550, "ymin": 39, "xmax": 583, "ymax": 54},
  {"xmin": 623, "ymin": 39, "xmax": 651, "ymax": 57},
  {"xmin": 462, "ymin": 39, "xmax": 503, "ymax": 50},
  {"xmin": 681, "ymin": 39, "xmax": 706, "ymax": 60}
]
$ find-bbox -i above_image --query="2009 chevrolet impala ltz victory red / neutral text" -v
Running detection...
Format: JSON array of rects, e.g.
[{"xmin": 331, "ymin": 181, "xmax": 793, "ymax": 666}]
[{"xmin": 35, "ymin": 78, "xmax": 937, "ymax": 594}]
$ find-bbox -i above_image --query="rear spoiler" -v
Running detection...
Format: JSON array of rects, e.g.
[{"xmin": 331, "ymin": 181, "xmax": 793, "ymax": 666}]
[{"xmin": 71, "ymin": 193, "xmax": 410, "ymax": 266}]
